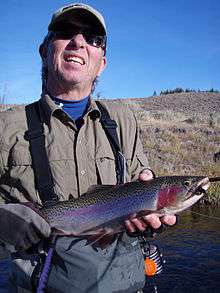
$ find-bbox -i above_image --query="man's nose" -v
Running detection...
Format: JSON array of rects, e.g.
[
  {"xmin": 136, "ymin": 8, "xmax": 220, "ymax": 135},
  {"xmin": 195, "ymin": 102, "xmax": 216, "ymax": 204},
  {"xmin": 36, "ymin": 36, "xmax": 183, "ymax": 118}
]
[{"xmin": 68, "ymin": 34, "xmax": 86, "ymax": 49}]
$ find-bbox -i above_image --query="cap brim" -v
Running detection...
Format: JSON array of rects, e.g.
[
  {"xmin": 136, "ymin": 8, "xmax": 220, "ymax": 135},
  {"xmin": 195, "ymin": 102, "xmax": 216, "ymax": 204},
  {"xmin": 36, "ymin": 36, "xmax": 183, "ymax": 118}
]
[{"xmin": 48, "ymin": 8, "xmax": 106, "ymax": 35}]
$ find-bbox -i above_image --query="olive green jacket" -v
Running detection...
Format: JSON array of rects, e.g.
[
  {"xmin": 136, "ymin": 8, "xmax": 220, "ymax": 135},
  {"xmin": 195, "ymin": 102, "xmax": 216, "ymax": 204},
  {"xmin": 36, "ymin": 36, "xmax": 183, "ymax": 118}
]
[{"xmin": 0, "ymin": 94, "xmax": 149, "ymax": 204}]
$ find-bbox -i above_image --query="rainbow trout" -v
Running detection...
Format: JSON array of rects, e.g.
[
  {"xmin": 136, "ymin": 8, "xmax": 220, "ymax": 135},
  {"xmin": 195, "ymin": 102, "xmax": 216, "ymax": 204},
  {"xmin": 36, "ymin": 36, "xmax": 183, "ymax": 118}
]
[{"xmin": 40, "ymin": 176, "xmax": 213, "ymax": 238}]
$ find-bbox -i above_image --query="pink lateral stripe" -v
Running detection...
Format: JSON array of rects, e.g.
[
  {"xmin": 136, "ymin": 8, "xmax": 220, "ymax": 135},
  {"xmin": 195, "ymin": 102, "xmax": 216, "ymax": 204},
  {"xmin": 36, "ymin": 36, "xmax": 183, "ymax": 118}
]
[{"xmin": 157, "ymin": 186, "xmax": 181, "ymax": 209}]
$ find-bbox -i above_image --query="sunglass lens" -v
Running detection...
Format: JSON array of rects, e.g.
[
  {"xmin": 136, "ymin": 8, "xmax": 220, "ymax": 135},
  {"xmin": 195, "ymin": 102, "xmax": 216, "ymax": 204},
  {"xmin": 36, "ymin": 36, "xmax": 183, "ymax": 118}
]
[{"xmin": 54, "ymin": 31, "xmax": 106, "ymax": 48}]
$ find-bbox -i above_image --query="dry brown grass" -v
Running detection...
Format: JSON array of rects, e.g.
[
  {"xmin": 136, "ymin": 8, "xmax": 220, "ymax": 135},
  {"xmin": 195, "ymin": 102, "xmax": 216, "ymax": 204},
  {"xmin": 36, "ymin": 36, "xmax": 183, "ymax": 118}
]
[{"xmin": 115, "ymin": 92, "xmax": 220, "ymax": 202}]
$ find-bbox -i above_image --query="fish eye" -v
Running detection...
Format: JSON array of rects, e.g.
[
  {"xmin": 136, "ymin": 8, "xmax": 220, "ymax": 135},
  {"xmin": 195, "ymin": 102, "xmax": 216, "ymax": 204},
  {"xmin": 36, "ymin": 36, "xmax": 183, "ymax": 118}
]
[{"xmin": 184, "ymin": 180, "xmax": 191, "ymax": 187}]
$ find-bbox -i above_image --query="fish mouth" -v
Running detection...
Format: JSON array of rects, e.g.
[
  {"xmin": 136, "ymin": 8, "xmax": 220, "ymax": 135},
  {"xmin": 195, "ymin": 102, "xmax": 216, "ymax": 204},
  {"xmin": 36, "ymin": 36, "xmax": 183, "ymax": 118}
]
[
  {"xmin": 164, "ymin": 177, "xmax": 210, "ymax": 215},
  {"xmin": 186, "ymin": 177, "xmax": 210, "ymax": 200}
]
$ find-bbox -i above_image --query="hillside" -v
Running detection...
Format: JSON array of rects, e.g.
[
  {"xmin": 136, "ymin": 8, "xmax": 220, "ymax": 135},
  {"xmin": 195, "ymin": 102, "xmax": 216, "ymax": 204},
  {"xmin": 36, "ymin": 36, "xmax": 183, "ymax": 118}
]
[
  {"xmin": 111, "ymin": 92, "xmax": 220, "ymax": 113},
  {"xmin": 105, "ymin": 92, "xmax": 220, "ymax": 202},
  {"xmin": 142, "ymin": 92, "xmax": 220, "ymax": 113}
]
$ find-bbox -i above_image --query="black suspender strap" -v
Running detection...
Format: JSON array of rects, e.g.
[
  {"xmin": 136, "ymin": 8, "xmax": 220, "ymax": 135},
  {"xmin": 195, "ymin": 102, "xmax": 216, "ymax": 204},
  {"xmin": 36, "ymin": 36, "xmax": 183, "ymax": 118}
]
[
  {"xmin": 96, "ymin": 101, "xmax": 126, "ymax": 184},
  {"xmin": 25, "ymin": 102, "xmax": 58, "ymax": 204}
]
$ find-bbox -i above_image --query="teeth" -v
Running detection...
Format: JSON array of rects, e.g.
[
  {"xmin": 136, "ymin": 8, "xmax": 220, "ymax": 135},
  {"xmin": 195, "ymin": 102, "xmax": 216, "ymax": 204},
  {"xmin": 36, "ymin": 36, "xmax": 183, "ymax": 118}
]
[{"xmin": 64, "ymin": 55, "xmax": 84, "ymax": 65}]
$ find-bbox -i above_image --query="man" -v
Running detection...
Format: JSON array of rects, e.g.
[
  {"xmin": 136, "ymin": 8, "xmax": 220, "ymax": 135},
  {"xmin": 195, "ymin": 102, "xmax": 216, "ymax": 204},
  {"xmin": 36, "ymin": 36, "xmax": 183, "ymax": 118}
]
[{"xmin": 0, "ymin": 3, "xmax": 176, "ymax": 292}]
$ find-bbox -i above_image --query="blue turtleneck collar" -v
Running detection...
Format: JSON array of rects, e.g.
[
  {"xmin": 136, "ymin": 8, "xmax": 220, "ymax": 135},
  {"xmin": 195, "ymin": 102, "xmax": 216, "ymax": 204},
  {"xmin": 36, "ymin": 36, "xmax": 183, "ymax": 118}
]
[{"xmin": 52, "ymin": 96, "xmax": 89, "ymax": 128}]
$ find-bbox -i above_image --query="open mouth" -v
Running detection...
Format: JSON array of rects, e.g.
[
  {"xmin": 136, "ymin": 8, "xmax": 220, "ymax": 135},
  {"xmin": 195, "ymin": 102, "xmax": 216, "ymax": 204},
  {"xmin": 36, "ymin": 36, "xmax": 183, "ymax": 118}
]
[{"xmin": 63, "ymin": 54, "xmax": 85, "ymax": 65}]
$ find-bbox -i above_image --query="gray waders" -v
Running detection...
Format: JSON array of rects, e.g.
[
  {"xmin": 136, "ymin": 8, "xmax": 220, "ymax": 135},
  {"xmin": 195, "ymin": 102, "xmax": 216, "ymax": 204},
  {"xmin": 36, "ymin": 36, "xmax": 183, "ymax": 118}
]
[{"xmin": 46, "ymin": 235, "xmax": 145, "ymax": 293}]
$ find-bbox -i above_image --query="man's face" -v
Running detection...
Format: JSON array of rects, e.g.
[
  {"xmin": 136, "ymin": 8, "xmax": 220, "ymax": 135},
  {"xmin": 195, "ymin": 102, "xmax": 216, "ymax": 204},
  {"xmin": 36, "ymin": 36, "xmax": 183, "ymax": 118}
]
[{"xmin": 44, "ymin": 23, "xmax": 106, "ymax": 94}]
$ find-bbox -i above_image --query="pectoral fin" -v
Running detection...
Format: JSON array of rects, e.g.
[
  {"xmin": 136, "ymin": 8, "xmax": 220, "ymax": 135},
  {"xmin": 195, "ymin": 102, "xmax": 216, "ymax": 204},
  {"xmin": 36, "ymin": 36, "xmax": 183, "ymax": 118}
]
[{"xmin": 85, "ymin": 228, "xmax": 117, "ymax": 249}]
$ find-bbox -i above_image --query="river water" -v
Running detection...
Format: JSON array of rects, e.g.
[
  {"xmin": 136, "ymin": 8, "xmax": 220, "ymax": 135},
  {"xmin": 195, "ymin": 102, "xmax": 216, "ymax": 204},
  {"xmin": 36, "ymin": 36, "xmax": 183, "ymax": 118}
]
[
  {"xmin": 0, "ymin": 205, "xmax": 220, "ymax": 292},
  {"xmin": 144, "ymin": 205, "xmax": 220, "ymax": 293}
]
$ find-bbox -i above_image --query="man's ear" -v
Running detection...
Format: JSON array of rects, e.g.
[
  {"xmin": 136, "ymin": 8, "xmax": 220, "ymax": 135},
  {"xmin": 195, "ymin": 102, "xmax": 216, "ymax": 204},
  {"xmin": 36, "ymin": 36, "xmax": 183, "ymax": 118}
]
[
  {"xmin": 39, "ymin": 43, "xmax": 47, "ymax": 62},
  {"xmin": 97, "ymin": 56, "xmax": 107, "ymax": 77}
]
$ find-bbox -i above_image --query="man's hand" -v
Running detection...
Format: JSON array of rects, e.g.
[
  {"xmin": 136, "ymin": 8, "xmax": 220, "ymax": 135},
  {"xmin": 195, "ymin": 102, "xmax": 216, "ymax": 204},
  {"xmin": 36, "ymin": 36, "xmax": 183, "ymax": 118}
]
[
  {"xmin": 0, "ymin": 204, "xmax": 51, "ymax": 251},
  {"xmin": 125, "ymin": 169, "xmax": 177, "ymax": 234}
]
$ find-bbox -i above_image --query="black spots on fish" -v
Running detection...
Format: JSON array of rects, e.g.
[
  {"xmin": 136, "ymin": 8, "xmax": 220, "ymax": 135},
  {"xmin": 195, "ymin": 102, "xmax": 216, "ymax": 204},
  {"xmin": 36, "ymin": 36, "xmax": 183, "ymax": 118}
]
[{"xmin": 79, "ymin": 197, "xmax": 99, "ymax": 206}]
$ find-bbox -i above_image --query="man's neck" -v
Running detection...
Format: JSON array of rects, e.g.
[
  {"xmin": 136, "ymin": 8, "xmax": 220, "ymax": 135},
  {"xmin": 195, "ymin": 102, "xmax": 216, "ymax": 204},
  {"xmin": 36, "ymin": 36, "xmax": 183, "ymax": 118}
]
[
  {"xmin": 55, "ymin": 91, "xmax": 90, "ymax": 101},
  {"xmin": 46, "ymin": 82, "xmax": 92, "ymax": 101}
]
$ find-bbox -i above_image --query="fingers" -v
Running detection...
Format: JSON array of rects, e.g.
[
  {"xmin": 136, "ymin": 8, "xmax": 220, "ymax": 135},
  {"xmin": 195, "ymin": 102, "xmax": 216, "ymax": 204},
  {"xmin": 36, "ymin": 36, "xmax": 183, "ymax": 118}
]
[
  {"xmin": 124, "ymin": 220, "xmax": 136, "ymax": 233},
  {"xmin": 125, "ymin": 215, "xmax": 159, "ymax": 233},
  {"xmin": 125, "ymin": 214, "xmax": 177, "ymax": 235},
  {"xmin": 125, "ymin": 218, "xmax": 147, "ymax": 233},
  {"xmin": 139, "ymin": 169, "xmax": 155, "ymax": 181},
  {"xmin": 143, "ymin": 214, "xmax": 161, "ymax": 230},
  {"xmin": 161, "ymin": 214, "xmax": 177, "ymax": 226}
]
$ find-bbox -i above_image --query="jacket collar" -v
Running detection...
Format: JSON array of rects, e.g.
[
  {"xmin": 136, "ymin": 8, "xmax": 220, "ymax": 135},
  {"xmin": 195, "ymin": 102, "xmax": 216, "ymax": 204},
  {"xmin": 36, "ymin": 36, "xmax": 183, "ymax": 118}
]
[{"xmin": 38, "ymin": 94, "xmax": 101, "ymax": 125}]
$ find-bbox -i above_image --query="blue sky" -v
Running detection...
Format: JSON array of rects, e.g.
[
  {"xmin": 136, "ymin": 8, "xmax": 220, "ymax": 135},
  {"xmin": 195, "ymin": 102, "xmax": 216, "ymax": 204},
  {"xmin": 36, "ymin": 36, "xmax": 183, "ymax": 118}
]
[{"xmin": 1, "ymin": 0, "xmax": 220, "ymax": 104}]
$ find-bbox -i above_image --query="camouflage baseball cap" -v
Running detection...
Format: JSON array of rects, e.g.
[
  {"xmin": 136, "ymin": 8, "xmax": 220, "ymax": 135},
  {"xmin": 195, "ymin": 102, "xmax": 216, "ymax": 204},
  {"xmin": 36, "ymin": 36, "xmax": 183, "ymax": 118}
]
[{"xmin": 48, "ymin": 3, "xmax": 106, "ymax": 35}]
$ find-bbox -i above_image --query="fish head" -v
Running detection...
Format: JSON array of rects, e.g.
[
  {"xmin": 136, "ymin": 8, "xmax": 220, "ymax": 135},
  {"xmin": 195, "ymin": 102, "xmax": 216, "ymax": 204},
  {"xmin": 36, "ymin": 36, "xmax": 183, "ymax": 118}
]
[{"xmin": 156, "ymin": 176, "xmax": 210, "ymax": 214}]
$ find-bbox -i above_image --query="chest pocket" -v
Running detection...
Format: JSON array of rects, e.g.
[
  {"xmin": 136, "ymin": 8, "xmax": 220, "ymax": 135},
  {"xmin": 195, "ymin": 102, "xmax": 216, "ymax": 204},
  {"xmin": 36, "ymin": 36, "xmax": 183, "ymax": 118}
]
[
  {"xmin": 0, "ymin": 135, "xmax": 38, "ymax": 203},
  {"xmin": 95, "ymin": 146, "xmax": 117, "ymax": 185},
  {"xmin": 7, "ymin": 135, "xmax": 32, "ymax": 167}
]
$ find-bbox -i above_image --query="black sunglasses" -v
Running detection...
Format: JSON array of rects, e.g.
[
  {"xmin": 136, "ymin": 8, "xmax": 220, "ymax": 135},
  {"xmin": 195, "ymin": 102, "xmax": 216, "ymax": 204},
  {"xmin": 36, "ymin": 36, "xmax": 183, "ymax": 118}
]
[{"xmin": 53, "ymin": 30, "xmax": 107, "ymax": 49}]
